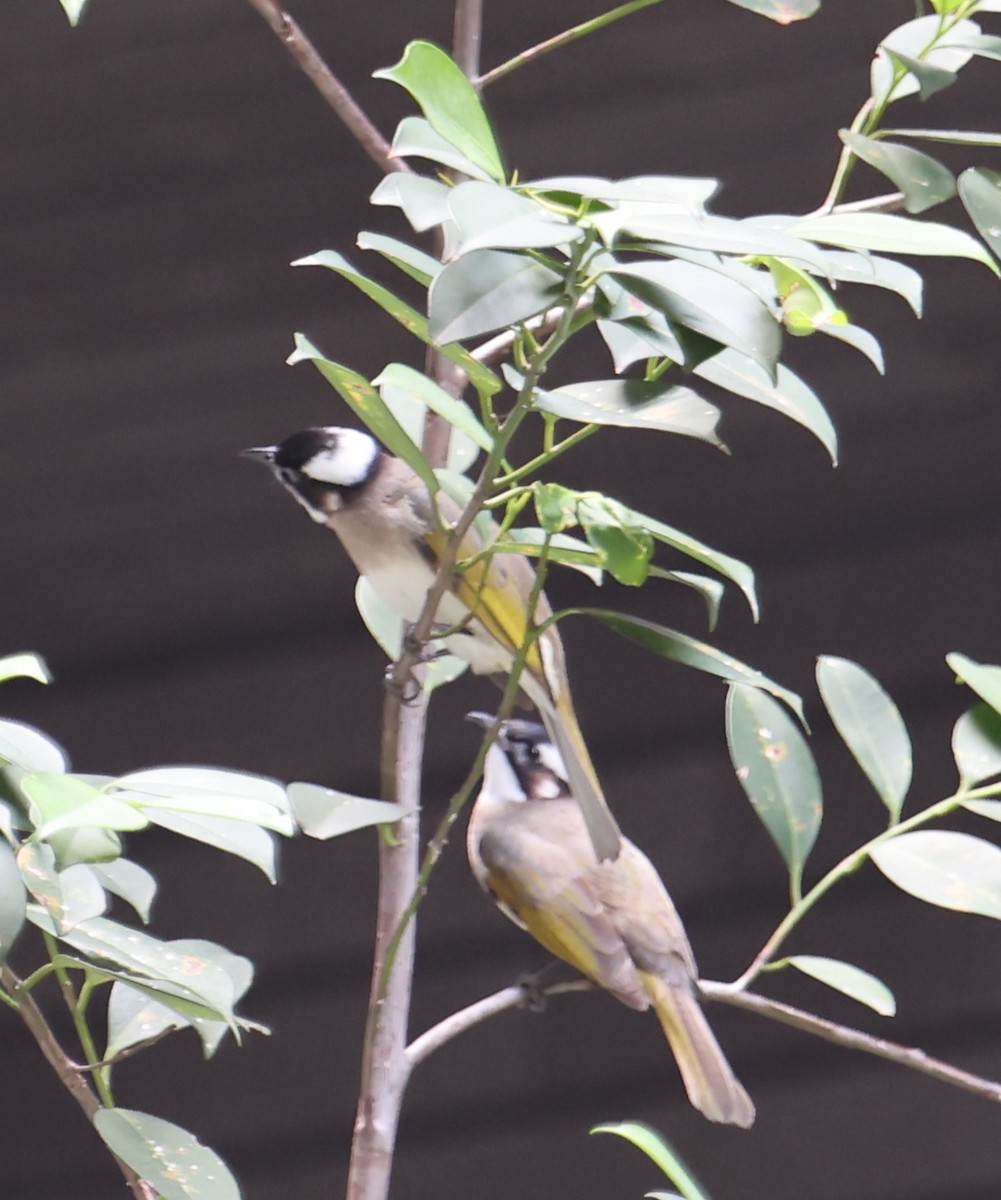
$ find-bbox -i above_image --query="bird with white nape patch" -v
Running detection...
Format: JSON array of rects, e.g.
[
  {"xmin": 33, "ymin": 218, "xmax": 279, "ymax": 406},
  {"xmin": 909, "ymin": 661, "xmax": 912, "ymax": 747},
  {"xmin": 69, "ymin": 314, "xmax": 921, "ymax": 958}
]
[
  {"xmin": 466, "ymin": 712, "xmax": 755, "ymax": 1128},
  {"xmin": 243, "ymin": 424, "xmax": 621, "ymax": 862}
]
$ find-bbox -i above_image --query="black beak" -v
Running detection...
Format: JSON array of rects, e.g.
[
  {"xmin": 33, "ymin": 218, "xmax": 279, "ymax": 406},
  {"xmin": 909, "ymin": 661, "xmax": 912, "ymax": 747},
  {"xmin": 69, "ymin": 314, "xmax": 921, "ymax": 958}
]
[{"xmin": 241, "ymin": 445, "xmax": 278, "ymax": 464}]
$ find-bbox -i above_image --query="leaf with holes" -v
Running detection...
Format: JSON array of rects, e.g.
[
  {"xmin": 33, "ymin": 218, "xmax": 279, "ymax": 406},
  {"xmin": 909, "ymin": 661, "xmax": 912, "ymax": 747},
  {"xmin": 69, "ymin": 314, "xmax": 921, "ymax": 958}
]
[
  {"xmin": 726, "ymin": 684, "xmax": 820, "ymax": 886},
  {"xmin": 94, "ymin": 1109, "xmax": 241, "ymax": 1200}
]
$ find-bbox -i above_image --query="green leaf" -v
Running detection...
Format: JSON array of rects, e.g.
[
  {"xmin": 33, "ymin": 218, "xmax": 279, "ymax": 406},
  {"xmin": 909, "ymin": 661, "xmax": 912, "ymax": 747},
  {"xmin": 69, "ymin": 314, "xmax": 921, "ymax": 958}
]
[
  {"xmin": 963, "ymin": 798, "xmax": 1001, "ymax": 824},
  {"xmin": 594, "ymin": 210, "xmax": 829, "ymax": 271},
  {"xmin": 390, "ymin": 115, "xmax": 495, "ymax": 181},
  {"xmin": 91, "ymin": 859, "xmax": 157, "ymax": 924},
  {"xmin": 146, "ymin": 810, "xmax": 278, "ymax": 881},
  {"xmin": 287, "ymin": 334, "xmax": 441, "ymax": 499},
  {"xmin": 497, "ymin": 529, "xmax": 604, "ymax": 586},
  {"xmin": 0, "ymin": 841, "xmax": 26, "ymax": 962},
  {"xmin": 785, "ymin": 955, "xmax": 896, "ymax": 1016},
  {"xmin": 652, "ymin": 570, "xmax": 725, "ymax": 631},
  {"xmin": 0, "ymin": 653, "xmax": 51, "ymax": 685},
  {"xmin": 429, "ymin": 250, "xmax": 564, "ymax": 344},
  {"xmin": 694, "ymin": 351, "xmax": 837, "ymax": 463},
  {"xmin": 578, "ymin": 499, "xmax": 653, "ymax": 587},
  {"xmin": 0, "ymin": 719, "xmax": 68, "ymax": 773},
  {"xmin": 535, "ymin": 378, "xmax": 722, "ymax": 446},
  {"xmin": 871, "ymin": 830, "xmax": 1001, "ymax": 919},
  {"xmin": 109, "ymin": 767, "xmax": 293, "ymax": 835},
  {"xmin": 94, "ymin": 1109, "xmax": 241, "ymax": 1200},
  {"xmin": 940, "ymin": 32, "xmax": 1001, "ymax": 61},
  {"xmin": 620, "ymin": 505, "xmax": 758, "ymax": 619},
  {"xmin": 354, "ymin": 577, "xmax": 468, "ymax": 693},
  {"xmin": 50, "ymin": 918, "xmax": 245, "ymax": 1017},
  {"xmin": 726, "ymin": 684, "xmax": 820, "ymax": 885},
  {"xmin": 59, "ymin": 0, "xmax": 89, "ymax": 24},
  {"xmin": 816, "ymin": 250, "xmax": 923, "ymax": 316},
  {"xmin": 19, "ymin": 844, "xmax": 107, "ymax": 933},
  {"xmin": 609, "ymin": 259, "xmax": 782, "ymax": 375},
  {"xmin": 881, "ymin": 128, "xmax": 1001, "ymax": 148},
  {"xmin": 370, "ymin": 172, "xmax": 451, "ymax": 231},
  {"xmin": 880, "ymin": 48, "xmax": 958, "ymax": 103},
  {"xmin": 872, "ymin": 18, "xmax": 979, "ymax": 105},
  {"xmin": 579, "ymin": 612, "xmax": 802, "ymax": 718},
  {"xmin": 958, "ymin": 168, "xmax": 1001, "ymax": 262},
  {"xmin": 591, "ymin": 1123, "xmax": 710, "ymax": 1200},
  {"xmin": 47, "ymin": 826, "xmax": 123, "ymax": 869},
  {"xmin": 106, "ymin": 981, "xmax": 191, "ymax": 1058},
  {"xmin": 25, "ymin": 774, "xmax": 149, "ymax": 841},
  {"xmin": 449, "ymin": 180, "xmax": 585, "ymax": 254},
  {"xmin": 291, "ymin": 254, "xmax": 502, "ymax": 399},
  {"xmin": 840, "ymin": 132, "xmax": 956, "ymax": 214},
  {"xmin": 374, "ymin": 41, "xmax": 504, "ymax": 182},
  {"xmin": 373, "ymin": 363, "xmax": 492, "ymax": 452},
  {"xmin": 289, "ymin": 781, "xmax": 409, "ymax": 839},
  {"xmin": 525, "ymin": 174, "xmax": 717, "ymax": 209},
  {"xmin": 534, "ymin": 482, "xmax": 580, "ymax": 534},
  {"xmin": 816, "ymin": 657, "xmax": 911, "ymax": 823},
  {"xmin": 946, "ymin": 652, "xmax": 1001, "ymax": 714},
  {"xmin": 356, "ymin": 230, "xmax": 440, "ymax": 286},
  {"xmin": 787, "ymin": 213, "xmax": 997, "ymax": 274},
  {"xmin": 724, "ymin": 0, "xmax": 818, "ymax": 22},
  {"xmin": 953, "ymin": 704, "xmax": 1001, "ymax": 787},
  {"xmin": 377, "ymin": 378, "xmax": 478, "ymax": 475}
]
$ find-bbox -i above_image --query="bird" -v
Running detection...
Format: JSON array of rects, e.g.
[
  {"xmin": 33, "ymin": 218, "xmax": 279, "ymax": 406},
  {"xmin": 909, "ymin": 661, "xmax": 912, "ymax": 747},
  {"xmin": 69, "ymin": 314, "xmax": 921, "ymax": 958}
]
[
  {"xmin": 465, "ymin": 711, "xmax": 755, "ymax": 1128},
  {"xmin": 243, "ymin": 424, "xmax": 621, "ymax": 861}
]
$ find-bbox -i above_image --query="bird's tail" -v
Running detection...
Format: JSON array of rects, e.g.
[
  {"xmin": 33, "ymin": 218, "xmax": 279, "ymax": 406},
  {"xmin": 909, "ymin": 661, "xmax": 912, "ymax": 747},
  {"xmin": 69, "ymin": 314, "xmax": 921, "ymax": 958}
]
[
  {"xmin": 528, "ymin": 679, "xmax": 622, "ymax": 863},
  {"xmin": 642, "ymin": 971, "xmax": 755, "ymax": 1128}
]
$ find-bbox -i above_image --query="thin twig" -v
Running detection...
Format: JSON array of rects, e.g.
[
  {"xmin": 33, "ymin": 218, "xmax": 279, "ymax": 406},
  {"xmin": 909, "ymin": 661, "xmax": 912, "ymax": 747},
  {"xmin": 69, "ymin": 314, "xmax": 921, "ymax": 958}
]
[
  {"xmin": 812, "ymin": 191, "xmax": 907, "ymax": 218},
  {"xmin": 1, "ymin": 966, "xmax": 157, "ymax": 1200},
  {"xmin": 702, "ymin": 982, "xmax": 1001, "ymax": 1105},
  {"xmin": 243, "ymin": 0, "xmax": 410, "ymax": 177},
  {"xmin": 478, "ymin": 0, "xmax": 664, "ymax": 88},
  {"xmin": 406, "ymin": 980, "xmax": 591, "ymax": 1068}
]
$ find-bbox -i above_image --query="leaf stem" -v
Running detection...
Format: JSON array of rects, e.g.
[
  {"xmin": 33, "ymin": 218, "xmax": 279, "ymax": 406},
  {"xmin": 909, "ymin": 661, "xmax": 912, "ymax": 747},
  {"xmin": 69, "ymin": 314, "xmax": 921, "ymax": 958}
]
[
  {"xmin": 494, "ymin": 423, "xmax": 600, "ymax": 487},
  {"xmin": 726, "ymin": 784, "xmax": 993, "ymax": 992},
  {"xmin": 478, "ymin": 0, "xmax": 664, "ymax": 87}
]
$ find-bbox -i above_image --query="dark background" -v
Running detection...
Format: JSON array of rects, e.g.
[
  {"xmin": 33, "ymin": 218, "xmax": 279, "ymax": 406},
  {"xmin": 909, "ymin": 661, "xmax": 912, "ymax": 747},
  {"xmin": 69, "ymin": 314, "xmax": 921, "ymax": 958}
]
[{"xmin": 4, "ymin": 1, "xmax": 1001, "ymax": 1197}]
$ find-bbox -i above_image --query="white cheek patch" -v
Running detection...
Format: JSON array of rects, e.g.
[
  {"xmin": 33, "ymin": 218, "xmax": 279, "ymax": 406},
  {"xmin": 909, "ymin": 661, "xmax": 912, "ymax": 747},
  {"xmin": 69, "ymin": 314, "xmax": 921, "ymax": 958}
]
[
  {"xmin": 537, "ymin": 741, "xmax": 569, "ymax": 785},
  {"xmin": 302, "ymin": 429, "xmax": 378, "ymax": 487},
  {"xmin": 482, "ymin": 745, "xmax": 528, "ymax": 804}
]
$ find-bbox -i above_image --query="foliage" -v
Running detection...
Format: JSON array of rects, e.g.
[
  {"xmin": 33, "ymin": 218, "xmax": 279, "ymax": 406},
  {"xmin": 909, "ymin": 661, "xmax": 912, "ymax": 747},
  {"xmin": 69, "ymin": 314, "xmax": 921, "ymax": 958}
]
[{"xmin": 24, "ymin": 0, "xmax": 1001, "ymax": 1198}]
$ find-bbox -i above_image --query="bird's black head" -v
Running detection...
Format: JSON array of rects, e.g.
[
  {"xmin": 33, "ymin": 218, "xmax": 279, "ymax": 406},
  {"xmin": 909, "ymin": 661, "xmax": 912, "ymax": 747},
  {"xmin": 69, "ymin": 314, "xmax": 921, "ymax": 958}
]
[
  {"xmin": 467, "ymin": 712, "xmax": 570, "ymax": 802},
  {"xmin": 243, "ymin": 426, "xmax": 381, "ymax": 522}
]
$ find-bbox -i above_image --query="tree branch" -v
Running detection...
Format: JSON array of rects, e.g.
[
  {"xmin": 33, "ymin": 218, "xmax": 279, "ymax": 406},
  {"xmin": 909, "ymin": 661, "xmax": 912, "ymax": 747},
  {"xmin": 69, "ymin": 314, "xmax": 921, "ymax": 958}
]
[
  {"xmin": 701, "ymin": 981, "xmax": 1001, "ymax": 1105},
  {"xmin": 406, "ymin": 979, "xmax": 591, "ymax": 1068},
  {"xmin": 1, "ymin": 966, "xmax": 157, "ymax": 1200},
  {"xmin": 242, "ymin": 0, "xmax": 410, "ymax": 176}
]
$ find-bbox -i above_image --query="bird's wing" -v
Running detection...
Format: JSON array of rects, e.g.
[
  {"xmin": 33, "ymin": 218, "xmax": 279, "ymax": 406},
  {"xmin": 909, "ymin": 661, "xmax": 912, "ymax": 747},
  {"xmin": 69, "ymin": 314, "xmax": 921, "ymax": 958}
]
[
  {"xmin": 595, "ymin": 843, "xmax": 698, "ymax": 983},
  {"xmin": 479, "ymin": 827, "xmax": 648, "ymax": 1010}
]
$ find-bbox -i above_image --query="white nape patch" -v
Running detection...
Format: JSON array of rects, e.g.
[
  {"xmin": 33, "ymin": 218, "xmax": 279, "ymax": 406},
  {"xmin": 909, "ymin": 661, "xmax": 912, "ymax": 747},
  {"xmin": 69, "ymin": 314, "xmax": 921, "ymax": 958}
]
[
  {"xmin": 482, "ymin": 744, "xmax": 528, "ymax": 805},
  {"xmin": 537, "ymin": 740, "xmax": 569, "ymax": 784},
  {"xmin": 302, "ymin": 428, "xmax": 378, "ymax": 487}
]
